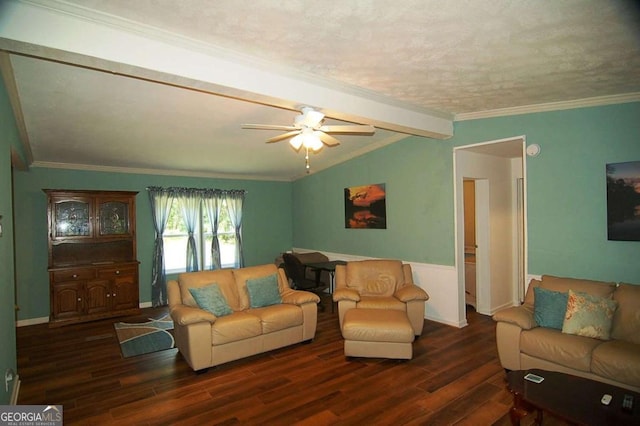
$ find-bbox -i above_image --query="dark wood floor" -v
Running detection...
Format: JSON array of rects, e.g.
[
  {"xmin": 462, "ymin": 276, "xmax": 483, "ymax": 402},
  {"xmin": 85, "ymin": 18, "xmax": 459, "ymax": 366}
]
[{"xmin": 16, "ymin": 298, "xmax": 566, "ymax": 425}]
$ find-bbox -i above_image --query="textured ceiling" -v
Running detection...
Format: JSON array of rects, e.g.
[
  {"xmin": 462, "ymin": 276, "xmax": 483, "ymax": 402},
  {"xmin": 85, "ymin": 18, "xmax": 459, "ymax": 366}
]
[
  {"xmin": 2, "ymin": 0, "xmax": 640, "ymax": 180},
  {"xmin": 63, "ymin": 0, "xmax": 640, "ymax": 113}
]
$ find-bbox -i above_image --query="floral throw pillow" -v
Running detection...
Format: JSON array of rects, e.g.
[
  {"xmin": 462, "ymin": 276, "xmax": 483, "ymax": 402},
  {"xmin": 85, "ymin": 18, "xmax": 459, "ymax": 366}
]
[{"xmin": 562, "ymin": 289, "xmax": 618, "ymax": 340}]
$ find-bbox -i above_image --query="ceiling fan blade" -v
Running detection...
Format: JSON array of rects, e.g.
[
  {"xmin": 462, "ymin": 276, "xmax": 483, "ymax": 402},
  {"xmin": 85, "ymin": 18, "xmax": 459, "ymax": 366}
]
[
  {"xmin": 319, "ymin": 125, "xmax": 375, "ymax": 135},
  {"xmin": 242, "ymin": 124, "xmax": 297, "ymax": 131},
  {"xmin": 317, "ymin": 131, "xmax": 341, "ymax": 147},
  {"xmin": 266, "ymin": 130, "xmax": 301, "ymax": 143}
]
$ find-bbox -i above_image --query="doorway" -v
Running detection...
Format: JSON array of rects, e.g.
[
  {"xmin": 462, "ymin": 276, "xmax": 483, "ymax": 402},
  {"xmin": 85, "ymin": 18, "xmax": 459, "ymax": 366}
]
[
  {"xmin": 454, "ymin": 137, "xmax": 527, "ymax": 323},
  {"xmin": 463, "ymin": 179, "xmax": 477, "ymax": 309}
]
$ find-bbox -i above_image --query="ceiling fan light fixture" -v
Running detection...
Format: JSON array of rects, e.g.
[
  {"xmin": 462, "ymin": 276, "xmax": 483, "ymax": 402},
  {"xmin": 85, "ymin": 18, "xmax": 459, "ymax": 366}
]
[
  {"xmin": 289, "ymin": 134, "xmax": 303, "ymax": 151},
  {"xmin": 306, "ymin": 133, "xmax": 324, "ymax": 151}
]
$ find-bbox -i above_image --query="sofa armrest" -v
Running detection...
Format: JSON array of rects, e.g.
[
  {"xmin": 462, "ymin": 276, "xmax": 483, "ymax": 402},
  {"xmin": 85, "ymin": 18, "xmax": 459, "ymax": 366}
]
[
  {"xmin": 492, "ymin": 305, "xmax": 536, "ymax": 330},
  {"xmin": 281, "ymin": 289, "xmax": 320, "ymax": 305},
  {"xmin": 333, "ymin": 288, "xmax": 360, "ymax": 302},
  {"xmin": 170, "ymin": 305, "xmax": 217, "ymax": 326},
  {"xmin": 394, "ymin": 284, "xmax": 429, "ymax": 303}
]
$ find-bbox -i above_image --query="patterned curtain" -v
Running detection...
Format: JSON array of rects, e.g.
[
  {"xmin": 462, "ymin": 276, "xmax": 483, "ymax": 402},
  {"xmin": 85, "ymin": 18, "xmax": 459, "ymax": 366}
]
[
  {"xmin": 147, "ymin": 187, "xmax": 174, "ymax": 307},
  {"xmin": 175, "ymin": 188, "xmax": 201, "ymax": 272},
  {"xmin": 224, "ymin": 190, "xmax": 246, "ymax": 268},
  {"xmin": 202, "ymin": 190, "xmax": 221, "ymax": 270}
]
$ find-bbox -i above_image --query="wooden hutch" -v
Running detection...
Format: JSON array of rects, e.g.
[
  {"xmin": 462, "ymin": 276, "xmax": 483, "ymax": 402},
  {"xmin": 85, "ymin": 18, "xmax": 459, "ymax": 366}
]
[{"xmin": 45, "ymin": 189, "xmax": 140, "ymax": 326}]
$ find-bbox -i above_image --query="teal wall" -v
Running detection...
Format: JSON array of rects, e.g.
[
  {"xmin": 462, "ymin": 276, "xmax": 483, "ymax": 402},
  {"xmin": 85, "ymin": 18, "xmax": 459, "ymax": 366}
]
[
  {"xmin": 293, "ymin": 137, "xmax": 454, "ymax": 265},
  {"xmin": 293, "ymin": 102, "xmax": 640, "ymax": 284},
  {"xmin": 0, "ymin": 75, "xmax": 23, "ymax": 404},
  {"xmin": 13, "ymin": 168, "xmax": 293, "ymax": 321}
]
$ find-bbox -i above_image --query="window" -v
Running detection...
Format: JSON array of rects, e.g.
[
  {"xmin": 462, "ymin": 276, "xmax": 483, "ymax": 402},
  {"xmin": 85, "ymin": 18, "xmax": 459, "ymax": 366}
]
[{"xmin": 163, "ymin": 199, "xmax": 239, "ymax": 273}]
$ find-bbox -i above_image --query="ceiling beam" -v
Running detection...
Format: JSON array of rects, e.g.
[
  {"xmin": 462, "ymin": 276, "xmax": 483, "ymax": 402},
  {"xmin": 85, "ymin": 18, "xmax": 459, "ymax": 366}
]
[{"xmin": 0, "ymin": 0, "xmax": 453, "ymax": 139}]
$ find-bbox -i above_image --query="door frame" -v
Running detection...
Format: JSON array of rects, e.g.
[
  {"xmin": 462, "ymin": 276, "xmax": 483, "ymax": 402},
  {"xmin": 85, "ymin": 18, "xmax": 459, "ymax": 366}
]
[{"xmin": 453, "ymin": 136, "xmax": 528, "ymax": 324}]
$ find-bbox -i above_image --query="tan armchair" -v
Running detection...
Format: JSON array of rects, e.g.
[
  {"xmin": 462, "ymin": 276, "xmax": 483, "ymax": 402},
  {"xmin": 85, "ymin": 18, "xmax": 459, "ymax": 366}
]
[{"xmin": 333, "ymin": 259, "xmax": 429, "ymax": 336}]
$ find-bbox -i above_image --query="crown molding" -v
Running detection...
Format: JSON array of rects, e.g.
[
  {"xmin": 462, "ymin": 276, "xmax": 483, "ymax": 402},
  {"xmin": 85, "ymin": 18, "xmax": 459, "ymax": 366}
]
[
  {"xmin": 454, "ymin": 93, "xmax": 640, "ymax": 121},
  {"xmin": 30, "ymin": 161, "xmax": 294, "ymax": 182}
]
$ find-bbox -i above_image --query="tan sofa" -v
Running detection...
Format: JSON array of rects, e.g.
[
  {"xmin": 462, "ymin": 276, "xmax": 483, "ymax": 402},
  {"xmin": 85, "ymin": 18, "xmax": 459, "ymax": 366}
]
[
  {"xmin": 168, "ymin": 264, "xmax": 320, "ymax": 372},
  {"xmin": 493, "ymin": 275, "xmax": 640, "ymax": 392}
]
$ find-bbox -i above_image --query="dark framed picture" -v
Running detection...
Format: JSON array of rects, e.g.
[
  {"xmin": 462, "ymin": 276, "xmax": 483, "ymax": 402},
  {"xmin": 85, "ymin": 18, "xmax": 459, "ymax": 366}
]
[
  {"xmin": 344, "ymin": 183, "xmax": 386, "ymax": 229},
  {"xmin": 606, "ymin": 161, "xmax": 640, "ymax": 241}
]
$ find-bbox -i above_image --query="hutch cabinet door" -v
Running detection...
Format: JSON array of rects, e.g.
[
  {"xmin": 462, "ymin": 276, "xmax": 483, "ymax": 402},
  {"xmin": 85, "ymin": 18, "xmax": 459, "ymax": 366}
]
[
  {"xmin": 111, "ymin": 274, "xmax": 139, "ymax": 311},
  {"xmin": 50, "ymin": 196, "xmax": 94, "ymax": 240},
  {"xmin": 51, "ymin": 282, "xmax": 84, "ymax": 320},
  {"xmin": 96, "ymin": 197, "xmax": 134, "ymax": 238},
  {"xmin": 85, "ymin": 279, "xmax": 111, "ymax": 315}
]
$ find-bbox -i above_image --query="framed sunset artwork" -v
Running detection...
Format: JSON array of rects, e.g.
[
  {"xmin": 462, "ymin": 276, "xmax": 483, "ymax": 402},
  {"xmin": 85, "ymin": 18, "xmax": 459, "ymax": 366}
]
[{"xmin": 344, "ymin": 183, "xmax": 386, "ymax": 229}]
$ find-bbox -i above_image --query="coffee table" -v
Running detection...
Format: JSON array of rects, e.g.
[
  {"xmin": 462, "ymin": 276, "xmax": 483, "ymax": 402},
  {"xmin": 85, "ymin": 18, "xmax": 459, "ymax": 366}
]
[{"xmin": 507, "ymin": 369, "xmax": 639, "ymax": 425}]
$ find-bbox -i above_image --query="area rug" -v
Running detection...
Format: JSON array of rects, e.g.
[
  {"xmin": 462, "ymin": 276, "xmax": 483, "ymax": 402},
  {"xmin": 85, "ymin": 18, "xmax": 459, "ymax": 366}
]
[{"xmin": 114, "ymin": 314, "xmax": 175, "ymax": 358}]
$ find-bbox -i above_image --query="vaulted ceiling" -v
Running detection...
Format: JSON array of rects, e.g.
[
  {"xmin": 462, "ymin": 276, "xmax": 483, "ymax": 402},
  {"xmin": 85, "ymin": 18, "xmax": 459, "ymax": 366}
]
[{"xmin": 1, "ymin": 0, "xmax": 639, "ymax": 180}]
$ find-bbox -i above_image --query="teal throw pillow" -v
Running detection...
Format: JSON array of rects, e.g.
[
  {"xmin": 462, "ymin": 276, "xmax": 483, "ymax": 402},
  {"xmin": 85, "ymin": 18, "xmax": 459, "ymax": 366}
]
[
  {"xmin": 533, "ymin": 287, "xmax": 568, "ymax": 330},
  {"xmin": 246, "ymin": 274, "xmax": 282, "ymax": 308},
  {"xmin": 189, "ymin": 283, "xmax": 233, "ymax": 317},
  {"xmin": 562, "ymin": 289, "xmax": 618, "ymax": 340}
]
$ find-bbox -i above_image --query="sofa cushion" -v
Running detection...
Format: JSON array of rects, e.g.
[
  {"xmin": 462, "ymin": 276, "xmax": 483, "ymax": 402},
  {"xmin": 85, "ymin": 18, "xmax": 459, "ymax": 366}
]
[
  {"xmin": 345, "ymin": 260, "xmax": 405, "ymax": 297},
  {"xmin": 562, "ymin": 290, "xmax": 617, "ymax": 340},
  {"xmin": 211, "ymin": 312, "xmax": 262, "ymax": 345},
  {"xmin": 357, "ymin": 296, "xmax": 406, "ymax": 311},
  {"xmin": 540, "ymin": 275, "xmax": 616, "ymax": 298},
  {"xmin": 178, "ymin": 269, "xmax": 240, "ymax": 310},
  {"xmin": 188, "ymin": 283, "xmax": 233, "ymax": 317},
  {"xmin": 249, "ymin": 304, "xmax": 303, "ymax": 334},
  {"xmin": 342, "ymin": 309, "xmax": 414, "ymax": 343},
  {"xmin": 611, "ymin": 283, "xmax": 640, "ymax": 344},
  {"xmin": 520, "ymin": 327, "xmax": 602, "ymax": 372},
  {"xmin": 591, "ymin": 340, "xmax": 640, "ymax": 388},
  {"xmin": 533, "ymin": 287, "xmax": 568, "ymax": 330},
  {"xmin": 246, "ymin": 274, "xmax": 282, "ymax": 308}
]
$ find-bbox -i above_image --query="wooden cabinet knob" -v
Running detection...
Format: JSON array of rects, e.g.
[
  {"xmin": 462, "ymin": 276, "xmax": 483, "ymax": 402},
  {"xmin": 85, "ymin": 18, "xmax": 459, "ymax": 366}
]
[
  {"xmin": 72, "ymin": 274, "xmax": 78, "ymax": 278},
  {"xmin": 115, "ymin": 270, "xmax": 120, "ymax": 275}
]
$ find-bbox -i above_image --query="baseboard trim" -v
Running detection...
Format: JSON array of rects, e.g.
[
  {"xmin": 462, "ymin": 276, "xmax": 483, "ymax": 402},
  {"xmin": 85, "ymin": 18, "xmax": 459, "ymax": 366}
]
[
  {"xmin": 16, "ymin": 317, "xmax": 49, "ymax": 327},
  {"xmin": 17, "ymin": 302, "xmax": 154, "ymax": 327}
]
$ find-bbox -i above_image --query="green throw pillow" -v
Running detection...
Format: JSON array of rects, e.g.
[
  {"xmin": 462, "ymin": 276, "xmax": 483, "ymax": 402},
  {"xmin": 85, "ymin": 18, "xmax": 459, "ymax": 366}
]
[
  {"xmin": 189, "ymin": 283, "xmax": 233, "ymax": 317},
  {"xmin": 246, "ymin": 274, "xmax": 282, "ymax": 308},
  {"xmin": 533, "ymin": 287, "xmax": 568, "ymax": 330},
  {"xmin": 562, "ymin": 289, "xmax": 618, "ymax": 340}
]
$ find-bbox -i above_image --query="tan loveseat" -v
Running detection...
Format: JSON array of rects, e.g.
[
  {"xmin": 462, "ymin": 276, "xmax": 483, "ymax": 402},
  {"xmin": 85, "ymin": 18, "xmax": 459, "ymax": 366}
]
[
  {"xmin": 168, "ymin": 264, "xmax": 320, "ymax": 372},
  {"xmin": 493, "ymin": 275, "xmax": 640, "ymax": 392}
]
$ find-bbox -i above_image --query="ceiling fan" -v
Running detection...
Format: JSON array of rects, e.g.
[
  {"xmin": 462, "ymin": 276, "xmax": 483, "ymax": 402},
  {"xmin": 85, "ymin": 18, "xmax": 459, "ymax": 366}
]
[{"xmin": 242, "ymin": 106, "xmax": 375, "ymax": 152}]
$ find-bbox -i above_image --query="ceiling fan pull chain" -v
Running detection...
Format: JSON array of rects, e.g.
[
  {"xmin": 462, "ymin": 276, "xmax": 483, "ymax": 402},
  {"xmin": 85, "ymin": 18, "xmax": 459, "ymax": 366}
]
[{"xmin": 305, "ymin": 148, "xmax": 310, "ymax": 173}]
